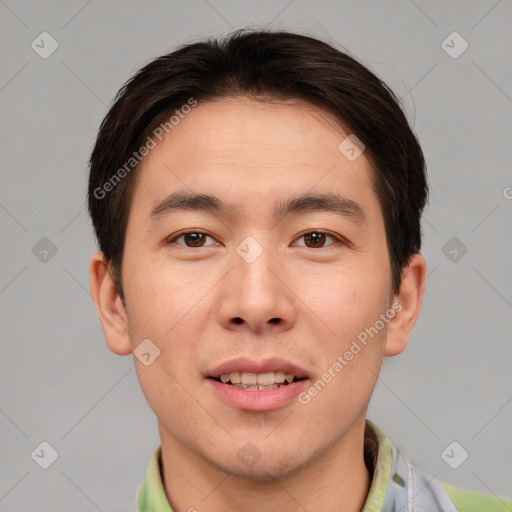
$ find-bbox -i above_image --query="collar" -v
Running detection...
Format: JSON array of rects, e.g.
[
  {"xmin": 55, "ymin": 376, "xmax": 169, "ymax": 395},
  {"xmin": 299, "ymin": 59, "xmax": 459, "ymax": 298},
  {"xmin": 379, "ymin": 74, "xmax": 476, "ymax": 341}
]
[{"xmin": 136, "ymin": 419, "xmax": 455, "ymax": 512}]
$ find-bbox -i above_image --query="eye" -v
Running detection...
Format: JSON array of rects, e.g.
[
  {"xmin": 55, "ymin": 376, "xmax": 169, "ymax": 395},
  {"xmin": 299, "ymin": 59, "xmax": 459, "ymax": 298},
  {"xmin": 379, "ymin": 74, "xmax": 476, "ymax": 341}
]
[
  {"xmin": 167, "ymin": 231, "xmax": 218, "ymax": 248},
  {"xmin": 294, "ymin": 231, "xmax": 342, "ymax": 248},
  {"xmin": 167, "ymin": 230, "xmax": 343, "ymax": 249}
]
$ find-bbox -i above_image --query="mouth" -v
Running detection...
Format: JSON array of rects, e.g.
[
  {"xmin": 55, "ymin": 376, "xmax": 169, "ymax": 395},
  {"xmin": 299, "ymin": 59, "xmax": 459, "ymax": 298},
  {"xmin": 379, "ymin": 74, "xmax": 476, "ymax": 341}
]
[
  {"xmin": 205, "ymin": 358, "xmax": 310, "ymax": 410},
  {"xmin": 208, "ymin": 371, "xmax": 308, "ymax": 390}
]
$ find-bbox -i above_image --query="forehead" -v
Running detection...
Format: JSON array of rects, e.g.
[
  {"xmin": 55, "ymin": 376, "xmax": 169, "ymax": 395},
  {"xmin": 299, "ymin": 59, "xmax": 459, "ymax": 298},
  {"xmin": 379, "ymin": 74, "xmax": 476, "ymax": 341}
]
[
  {"xmin": 152, "ymin": 97, "xmax": 351, "ymax": 164},
  {"xmin": 131, "ymin": 97, "xmax": 380, "ymax": 223}
]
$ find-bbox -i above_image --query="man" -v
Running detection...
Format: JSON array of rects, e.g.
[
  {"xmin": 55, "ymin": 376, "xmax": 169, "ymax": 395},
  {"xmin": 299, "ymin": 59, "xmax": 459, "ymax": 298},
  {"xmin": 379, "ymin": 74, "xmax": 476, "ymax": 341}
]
[{"xmin": 88, "ymin": 29, "xmax": 511, "ymax": 511}]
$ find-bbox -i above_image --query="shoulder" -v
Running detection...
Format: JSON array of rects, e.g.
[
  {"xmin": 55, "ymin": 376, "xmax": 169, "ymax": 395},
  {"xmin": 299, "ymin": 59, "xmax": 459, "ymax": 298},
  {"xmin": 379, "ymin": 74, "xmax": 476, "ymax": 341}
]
[
  {"xmin": 365, "ymin": 421, "xmax": 511, "ymax": 512},
  {"xmin": 441, "ymin": 481, "xmax": 512, "ymax": 512}
]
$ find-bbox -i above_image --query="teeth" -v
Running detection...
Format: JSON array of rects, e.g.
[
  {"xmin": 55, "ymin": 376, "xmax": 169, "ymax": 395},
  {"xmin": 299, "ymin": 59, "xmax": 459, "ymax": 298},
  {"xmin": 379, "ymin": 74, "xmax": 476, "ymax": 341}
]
[
  {"xmin": 275, "ymin": 371, "xmax": 286, "ymax": 383},
  {"xmin": 257, "ymin": 372, "xmax": 275, "ymax": 385},
  {"xmin": 241, "ymin": 373, "xmax": 257, "ymax": 385},
  {"xmin": 230, "ymin": 372, "xmax": 241, "ymax": 384},
  {"xmin": 218, "ymin": 371, "xmax": 297, "ymax": 386},
  {"xmin": 232, "ymin": 384, "xmax": 280, "ymax": 390}
]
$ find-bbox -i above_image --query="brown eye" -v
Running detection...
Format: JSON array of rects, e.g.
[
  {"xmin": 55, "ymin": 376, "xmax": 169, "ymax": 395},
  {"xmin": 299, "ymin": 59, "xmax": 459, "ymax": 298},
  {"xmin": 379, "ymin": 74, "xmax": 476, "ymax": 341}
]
[
  {"xmin": 168, "ymin": 232, "xmax": 216, "ymax": 247},
  {"xmin": 183, "ymin": 233, "xmax": 207, "ymax": 247},
  {"xmin": 304, "ymin": 232, "xmax": 326, "ymax": 248},
  {"xmin": 296, "ymin": 231, "xmax": 340, "ymax": 248}
]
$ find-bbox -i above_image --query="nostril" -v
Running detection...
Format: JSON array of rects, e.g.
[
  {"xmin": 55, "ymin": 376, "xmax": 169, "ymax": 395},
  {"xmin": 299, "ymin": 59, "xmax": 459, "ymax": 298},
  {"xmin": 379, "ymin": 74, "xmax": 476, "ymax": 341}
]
[
  {"xmin": 233, "ymin": 317, "xmax": 243, "ymax": 324},
  {"xmin": 269, "ymin": 318, "xmax": 280, "ymax": 324}
]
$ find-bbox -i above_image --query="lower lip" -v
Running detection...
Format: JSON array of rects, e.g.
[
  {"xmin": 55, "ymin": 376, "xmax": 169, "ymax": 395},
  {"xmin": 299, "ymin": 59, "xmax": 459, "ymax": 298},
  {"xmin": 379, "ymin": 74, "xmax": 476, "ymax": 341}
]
[{"xmin": 207, "ymin": 378, "xmax": 309, "ymax": 411}]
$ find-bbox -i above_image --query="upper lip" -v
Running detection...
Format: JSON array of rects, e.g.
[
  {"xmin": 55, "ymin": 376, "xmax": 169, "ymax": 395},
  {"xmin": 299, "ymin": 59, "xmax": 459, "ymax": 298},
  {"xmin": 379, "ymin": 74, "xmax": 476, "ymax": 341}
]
[{"xmin": 207, "ymin": 357, "xmax": 309, "ymax": 379}]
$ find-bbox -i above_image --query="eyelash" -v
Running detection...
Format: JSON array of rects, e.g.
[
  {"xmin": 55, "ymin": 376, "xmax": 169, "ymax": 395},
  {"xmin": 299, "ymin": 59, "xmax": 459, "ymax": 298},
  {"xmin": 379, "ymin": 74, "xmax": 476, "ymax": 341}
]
[{"xmin": 167, "ymin": 230, "xmax": 345, "ymax": 249}]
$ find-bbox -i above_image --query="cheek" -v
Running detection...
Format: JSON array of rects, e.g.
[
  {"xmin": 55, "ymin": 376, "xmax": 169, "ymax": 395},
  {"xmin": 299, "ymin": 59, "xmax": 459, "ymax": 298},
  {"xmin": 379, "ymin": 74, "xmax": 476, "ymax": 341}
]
[
  {"xmin": 134, "ymin": 361, "xmax": 202, "ymax": 446},
  {"xmin": 296, "ymin": 263, "xmax": 389, "ymax": 412},
  {"xmin": 298, "ymin": 263, "xmax": 389, "ymax": 345},
  {"xmin": 127, "ymin": 270, "xmax": 206, "ymax": 422},
  {"xmin": 123, "ymin": 272, "xmax": 207, "ymax": 423},
  {"xmin": 124, "ymin": 258, "xmax": 204, "ymax": 340},
  {"xmin": 300, "ymin": 327, "xmax": 385, "ymax": 427}
]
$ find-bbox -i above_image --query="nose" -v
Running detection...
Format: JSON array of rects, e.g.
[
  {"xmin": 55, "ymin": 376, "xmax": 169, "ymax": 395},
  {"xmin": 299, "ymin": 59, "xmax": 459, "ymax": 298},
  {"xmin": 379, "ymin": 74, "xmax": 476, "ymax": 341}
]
[{"xmin": 217, "ymin": 240, "xmax": 297, "ymax": 335}]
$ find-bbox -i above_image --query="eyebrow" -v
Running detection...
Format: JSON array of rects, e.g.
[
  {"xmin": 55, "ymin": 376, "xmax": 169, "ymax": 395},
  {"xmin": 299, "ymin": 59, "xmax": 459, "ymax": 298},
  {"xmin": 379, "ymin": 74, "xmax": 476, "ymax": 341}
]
[{"xmin": 149, "ymin": 190, "xmax": 366, "ymax": 225}]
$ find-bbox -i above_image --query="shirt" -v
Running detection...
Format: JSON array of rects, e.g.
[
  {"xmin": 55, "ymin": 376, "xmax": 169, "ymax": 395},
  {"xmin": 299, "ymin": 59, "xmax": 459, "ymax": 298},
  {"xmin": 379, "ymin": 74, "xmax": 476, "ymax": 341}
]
[{"xmin": 137, "ymin": 419, "xmax": 511, "ymax": 511}]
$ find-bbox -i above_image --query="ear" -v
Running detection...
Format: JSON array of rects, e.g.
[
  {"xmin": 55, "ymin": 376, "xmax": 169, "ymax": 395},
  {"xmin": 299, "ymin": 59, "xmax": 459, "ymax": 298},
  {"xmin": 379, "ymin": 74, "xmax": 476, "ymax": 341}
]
[
  {"xmin": 89, "ymin": 251, "xmax": 132, "ymax": 356},
  {"xmin": 384, "ymin": 253, "xmax": 427, "ymax": 357}
]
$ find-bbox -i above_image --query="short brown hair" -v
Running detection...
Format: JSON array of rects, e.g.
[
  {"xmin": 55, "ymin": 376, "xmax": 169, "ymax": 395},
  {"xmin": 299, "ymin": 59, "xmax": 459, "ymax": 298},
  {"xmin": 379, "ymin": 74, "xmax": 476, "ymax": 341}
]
[{"xmin": 88, "ymin": 28, "xmax": 428, "ymax": 301}]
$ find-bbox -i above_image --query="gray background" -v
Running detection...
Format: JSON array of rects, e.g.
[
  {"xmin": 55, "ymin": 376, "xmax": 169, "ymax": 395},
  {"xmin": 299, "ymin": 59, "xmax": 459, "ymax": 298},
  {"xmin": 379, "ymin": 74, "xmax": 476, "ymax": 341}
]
[{"xmin": 1, "ymin": 0, "xmax": 511, "ymax": 510}]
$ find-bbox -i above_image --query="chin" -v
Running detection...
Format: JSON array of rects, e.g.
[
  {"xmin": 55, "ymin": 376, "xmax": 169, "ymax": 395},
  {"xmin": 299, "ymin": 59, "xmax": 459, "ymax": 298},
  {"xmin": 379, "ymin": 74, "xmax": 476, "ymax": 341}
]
[{"xmin": 208, "ymin": 445, "xmax": 319, "ymax": 482}]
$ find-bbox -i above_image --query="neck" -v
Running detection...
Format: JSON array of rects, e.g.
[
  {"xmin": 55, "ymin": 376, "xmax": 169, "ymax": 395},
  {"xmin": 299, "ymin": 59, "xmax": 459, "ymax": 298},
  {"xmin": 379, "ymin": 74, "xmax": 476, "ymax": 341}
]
[{"xmin": 158, "ymin": 418, "xmax": 372, "ymax": 512}]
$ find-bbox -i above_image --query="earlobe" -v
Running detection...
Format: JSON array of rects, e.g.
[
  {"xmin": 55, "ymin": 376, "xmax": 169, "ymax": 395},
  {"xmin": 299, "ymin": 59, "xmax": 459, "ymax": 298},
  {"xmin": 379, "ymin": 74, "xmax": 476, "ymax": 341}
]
[
  {"xmin": 89, "ymin": 251, "xmax": 132, "ymax": 356},
  {"xmin": 384, "ymin": 253, "xmax": 427, "ymax": 357}
]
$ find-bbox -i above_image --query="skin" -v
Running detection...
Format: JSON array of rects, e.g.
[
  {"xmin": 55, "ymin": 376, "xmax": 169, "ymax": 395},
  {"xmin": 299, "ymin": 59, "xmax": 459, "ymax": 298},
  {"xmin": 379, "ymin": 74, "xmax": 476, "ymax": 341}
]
[{"xmin": 90, "ymin": 97, "xmax": 426, "ymax": 512}]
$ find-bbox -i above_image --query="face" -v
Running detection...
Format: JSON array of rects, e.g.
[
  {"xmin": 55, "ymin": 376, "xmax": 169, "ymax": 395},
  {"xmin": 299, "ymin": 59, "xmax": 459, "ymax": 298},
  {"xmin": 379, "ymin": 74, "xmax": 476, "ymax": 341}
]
[{"xmin": 108, "ymin": 97, "xmax": 399, "ymax": 478}]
